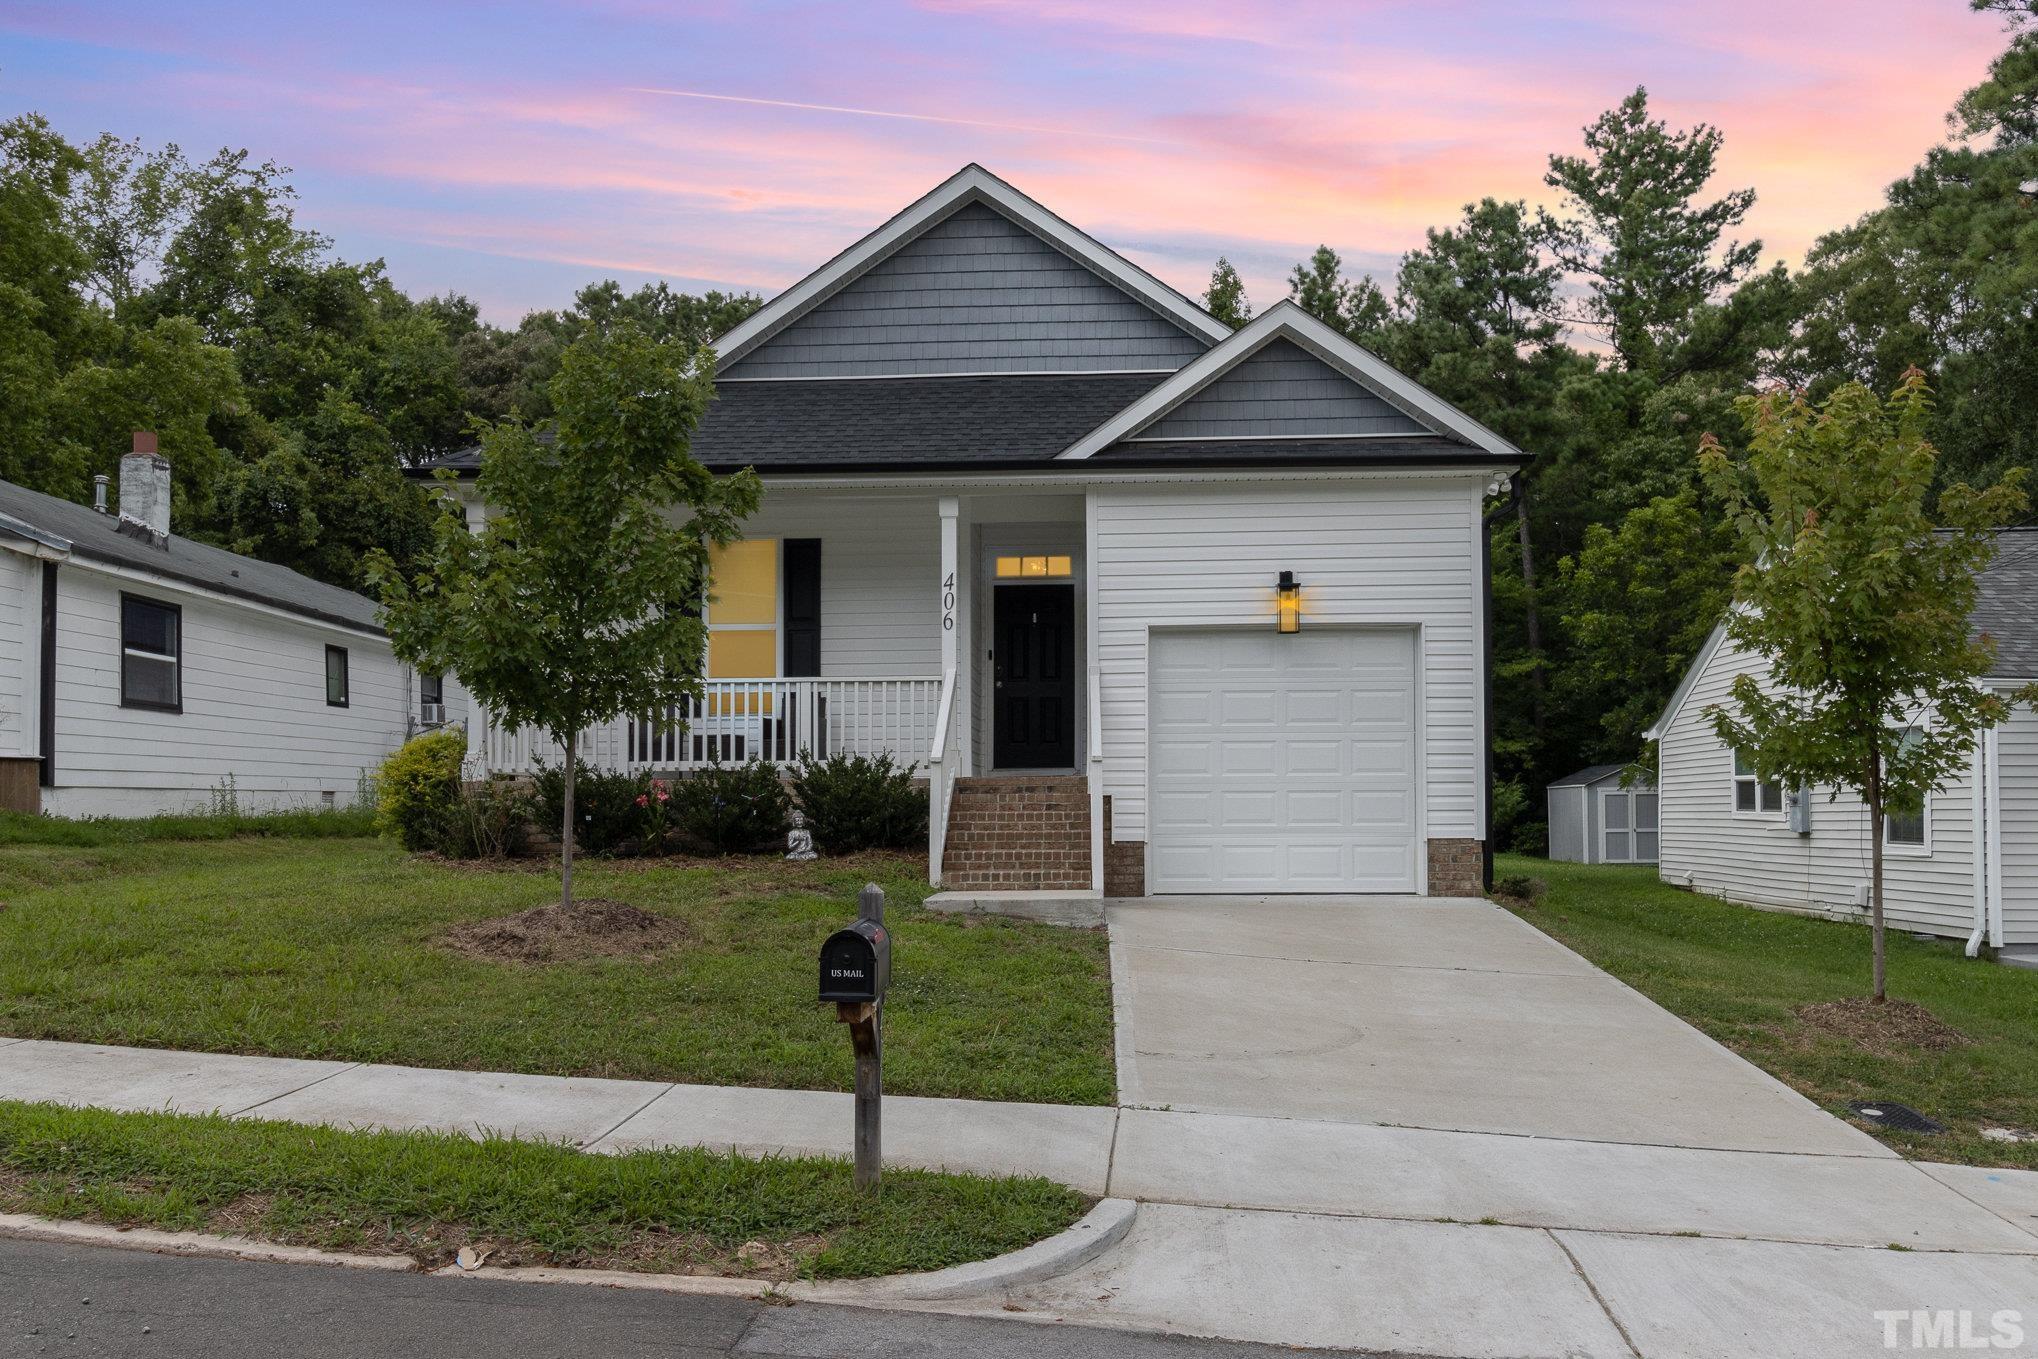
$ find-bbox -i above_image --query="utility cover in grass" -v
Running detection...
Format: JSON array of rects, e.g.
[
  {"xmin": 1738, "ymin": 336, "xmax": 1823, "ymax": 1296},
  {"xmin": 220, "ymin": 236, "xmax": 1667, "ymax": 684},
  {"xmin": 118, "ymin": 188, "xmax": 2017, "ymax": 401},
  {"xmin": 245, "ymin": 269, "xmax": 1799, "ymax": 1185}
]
[
  {"xmin": 441, "ymin": 898, "xmax": 690, "ymax": 964},
  {"xmin": 1849, "ymin": 1100, "xmax": 1946, "ymax": 1134}
]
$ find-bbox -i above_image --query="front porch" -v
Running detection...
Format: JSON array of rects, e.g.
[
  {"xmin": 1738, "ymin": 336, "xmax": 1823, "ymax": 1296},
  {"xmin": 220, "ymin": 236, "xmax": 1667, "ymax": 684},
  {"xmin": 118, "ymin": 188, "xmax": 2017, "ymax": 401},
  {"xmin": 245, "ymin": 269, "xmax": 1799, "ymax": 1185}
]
[{"xmin": 464, "ymin": 486, "xmax": 1103, "ymax": 890}]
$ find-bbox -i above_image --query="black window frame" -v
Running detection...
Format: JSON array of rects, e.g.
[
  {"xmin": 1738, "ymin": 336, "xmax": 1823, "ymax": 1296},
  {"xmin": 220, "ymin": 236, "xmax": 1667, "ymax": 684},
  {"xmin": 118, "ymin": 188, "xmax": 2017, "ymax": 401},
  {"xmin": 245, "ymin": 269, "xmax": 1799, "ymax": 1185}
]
[
  {"xmin": 119, "ymin": 593, "xmax": 182, "ymax": 714},
  {"xmin": 326, "ymin": 645, "xmax": 350, "ymax": 708}
]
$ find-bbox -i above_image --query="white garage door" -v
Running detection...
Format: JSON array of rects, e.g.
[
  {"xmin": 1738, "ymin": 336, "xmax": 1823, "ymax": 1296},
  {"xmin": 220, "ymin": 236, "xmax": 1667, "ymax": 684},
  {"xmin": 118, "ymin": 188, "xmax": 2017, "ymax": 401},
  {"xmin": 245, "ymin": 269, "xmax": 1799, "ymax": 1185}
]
[{"xmin": 1148, "ymin": 628, "xmax": 1419, "ymax": 893}]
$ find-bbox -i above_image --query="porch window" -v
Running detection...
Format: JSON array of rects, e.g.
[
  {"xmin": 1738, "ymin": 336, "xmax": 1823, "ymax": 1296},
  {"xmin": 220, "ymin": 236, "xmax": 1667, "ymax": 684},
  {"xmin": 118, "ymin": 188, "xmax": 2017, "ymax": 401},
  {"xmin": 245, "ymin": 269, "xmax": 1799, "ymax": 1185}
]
[
  {"xmin": 1731, "ymin": 749, "xmax": 1782, "ymax": 813},
  {"xmin": 995, "ymin": 555, "xmax": 1071, "ymax": 579},
  {"xmin": 706, "ymin": 539, "xmax": 778, "ymax": 677}
]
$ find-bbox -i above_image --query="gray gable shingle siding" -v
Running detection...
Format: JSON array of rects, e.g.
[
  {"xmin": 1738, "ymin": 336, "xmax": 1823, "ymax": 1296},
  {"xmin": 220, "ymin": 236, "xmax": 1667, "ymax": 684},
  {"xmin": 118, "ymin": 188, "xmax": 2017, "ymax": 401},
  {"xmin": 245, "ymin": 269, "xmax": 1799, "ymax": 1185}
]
[
  {"xmin": 1133, "ymin": 338, "xmax": 1432, "ymax": 440},
  {"xmin": 723, "ymin": 202, "xmax": 1210, "ymax": 379}
]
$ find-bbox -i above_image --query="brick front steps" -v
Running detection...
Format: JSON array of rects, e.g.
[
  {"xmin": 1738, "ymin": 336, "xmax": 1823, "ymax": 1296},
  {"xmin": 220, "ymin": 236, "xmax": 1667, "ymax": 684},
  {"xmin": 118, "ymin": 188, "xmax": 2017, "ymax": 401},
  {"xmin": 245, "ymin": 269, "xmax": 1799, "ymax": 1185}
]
[{"xmin": 939, "ymin": 775, "xmax": 1092, "ymax": 891}]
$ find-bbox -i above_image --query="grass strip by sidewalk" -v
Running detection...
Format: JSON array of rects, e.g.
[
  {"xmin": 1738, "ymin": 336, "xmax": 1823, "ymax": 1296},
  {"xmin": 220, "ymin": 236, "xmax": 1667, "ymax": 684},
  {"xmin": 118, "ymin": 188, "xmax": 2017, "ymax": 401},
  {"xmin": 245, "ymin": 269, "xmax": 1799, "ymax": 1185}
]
[
  {"xmin": 1499, "ymin": 854, "xmax": 2038, "ymax": 1169},
  {"xmin": 0, "ymin": 1100, "xmax": 1088, "ymax": 1280}
]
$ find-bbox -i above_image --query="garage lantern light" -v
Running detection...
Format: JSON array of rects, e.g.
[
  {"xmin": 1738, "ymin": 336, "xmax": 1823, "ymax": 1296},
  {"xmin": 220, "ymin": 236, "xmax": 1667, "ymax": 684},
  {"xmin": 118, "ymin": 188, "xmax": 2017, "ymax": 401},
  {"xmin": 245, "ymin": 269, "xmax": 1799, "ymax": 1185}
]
[{"xmin": 1276, "ymin": 571, "xmax": 1302, "ymax": 634}]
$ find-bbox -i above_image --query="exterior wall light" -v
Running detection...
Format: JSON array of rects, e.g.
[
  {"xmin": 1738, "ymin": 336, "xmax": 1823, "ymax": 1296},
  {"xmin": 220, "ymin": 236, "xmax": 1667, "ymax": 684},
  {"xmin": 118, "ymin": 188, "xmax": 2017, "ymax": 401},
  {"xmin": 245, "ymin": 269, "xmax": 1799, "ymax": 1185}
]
[{"xmin": 1276, "ymin": 570, "xmax": 1302, "ymax": 634}]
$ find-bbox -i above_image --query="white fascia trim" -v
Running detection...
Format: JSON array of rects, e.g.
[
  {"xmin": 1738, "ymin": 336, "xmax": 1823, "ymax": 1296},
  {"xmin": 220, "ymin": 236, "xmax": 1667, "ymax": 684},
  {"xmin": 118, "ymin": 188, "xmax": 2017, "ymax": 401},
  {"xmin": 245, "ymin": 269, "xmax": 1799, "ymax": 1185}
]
[
  {"xmin": 0, "ymin": 513, "xmax": 73, "ymax": 560},
  {"xmin": 1118, "ymin": 431, "xmax": 1427, "ymax": 444},
  {"xmin": 710, "ymin": 165, "xmax": 1228, "ymax": 370},
  {"xmin": 717, "ymin": 368, "xmax": 1176, "ymax": 383},
  {"xmin": 63, "ymin": 555, "xmax": 390, "ymax": 644},
  {"xmin": 1643, "ymin": 619, "xmax": 1728, "ymax": 742},
  {"xmin": 756, "ymin": 465, "xmax": 1511, "ymax": 493},
  {"xmin": 1056, "ymin": 300, "xmax": 1529, "ymax": 463}
]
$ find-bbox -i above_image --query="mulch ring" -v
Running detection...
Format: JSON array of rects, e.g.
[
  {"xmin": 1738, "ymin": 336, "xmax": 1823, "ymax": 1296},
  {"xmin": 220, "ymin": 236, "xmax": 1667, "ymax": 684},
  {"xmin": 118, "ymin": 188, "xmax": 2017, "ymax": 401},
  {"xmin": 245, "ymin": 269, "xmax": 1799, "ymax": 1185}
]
[
  {"xmin": 1793, "ymin": 996, "xmax": 1971, "ymax": 1055},
  {"xmin": 439, "ymin": 898, "xmax": 691, "ymax": 965}
]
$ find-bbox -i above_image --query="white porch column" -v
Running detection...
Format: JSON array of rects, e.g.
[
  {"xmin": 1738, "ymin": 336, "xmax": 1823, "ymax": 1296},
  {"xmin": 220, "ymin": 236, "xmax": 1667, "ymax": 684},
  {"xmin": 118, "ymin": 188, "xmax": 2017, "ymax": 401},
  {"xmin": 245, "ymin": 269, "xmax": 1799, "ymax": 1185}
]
[{"xmin": 938, "ymin": 497, "xmax": 959, "ymax": 678}]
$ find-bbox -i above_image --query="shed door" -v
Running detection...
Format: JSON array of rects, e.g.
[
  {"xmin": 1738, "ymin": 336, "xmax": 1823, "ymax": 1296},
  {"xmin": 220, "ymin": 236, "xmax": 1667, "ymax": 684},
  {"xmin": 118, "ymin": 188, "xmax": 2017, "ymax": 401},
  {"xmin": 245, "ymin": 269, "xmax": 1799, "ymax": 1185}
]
[
  {"xmin": 1600, "ymin": 786, "xmax": 1659, "ymax": 864},
  {"xmin": 1148, "ymin": 629, "xmax": 1419, "ymax": 893}
]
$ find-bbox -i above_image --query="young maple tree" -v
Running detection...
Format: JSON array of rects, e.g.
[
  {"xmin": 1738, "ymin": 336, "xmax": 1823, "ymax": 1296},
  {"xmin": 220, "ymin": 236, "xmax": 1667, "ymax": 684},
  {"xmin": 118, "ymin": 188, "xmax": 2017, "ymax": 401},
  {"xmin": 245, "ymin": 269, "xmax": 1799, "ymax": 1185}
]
[
  {"xmin": 1697, "ymin": 371, "xmax": 2035, "ymax": 1002},
  {"xmin": 370, "ymin": 325, "xmax": 759, "ymax": 909}
]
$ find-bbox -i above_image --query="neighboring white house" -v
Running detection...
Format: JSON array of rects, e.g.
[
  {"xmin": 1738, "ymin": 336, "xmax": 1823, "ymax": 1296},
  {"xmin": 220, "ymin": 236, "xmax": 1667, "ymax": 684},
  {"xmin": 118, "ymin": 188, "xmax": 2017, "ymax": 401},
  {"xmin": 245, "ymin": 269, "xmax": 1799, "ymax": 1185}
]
[
  {"xmin": 1547, "ymin": 765, "xmax": 1658, "ymax": 865},
  {"xmin": 1644, "ymin": 528, "xmax": 2038, "ymax": 967},
  {"xmin": 416, "ymin": 165, "xmax": 1526, "ymax": 899},
  {"xmin": 0, "ymin": 438, "xmax": 465, "ymax": 818}
]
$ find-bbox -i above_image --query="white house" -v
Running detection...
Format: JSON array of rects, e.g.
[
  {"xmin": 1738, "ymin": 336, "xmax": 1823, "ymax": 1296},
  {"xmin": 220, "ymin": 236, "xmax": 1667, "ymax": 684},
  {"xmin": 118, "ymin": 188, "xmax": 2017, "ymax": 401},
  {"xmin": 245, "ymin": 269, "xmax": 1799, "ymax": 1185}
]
[
  {"xmin": 1547, "ymin": 765, "xmax": 1658, "ymax": 866},
  {"xmin": 418, "ymin": 165, "xmax": 1526, "ymax": 899},
  {"xmin": 0, "ymin": 438, "xmax": 464, "ymax": 818},
  {"xmin": 1644, "ymin": 528, "xmax": 2038, "ymax": 967}
]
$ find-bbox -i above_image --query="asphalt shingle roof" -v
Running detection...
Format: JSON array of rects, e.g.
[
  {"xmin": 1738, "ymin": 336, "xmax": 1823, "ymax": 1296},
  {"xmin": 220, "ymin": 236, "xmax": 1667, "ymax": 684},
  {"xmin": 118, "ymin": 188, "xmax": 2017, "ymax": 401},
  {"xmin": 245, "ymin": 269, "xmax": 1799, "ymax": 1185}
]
[
  {"xmin": 1549, "ymin": 763, "xmax": 1635, "ymax": 788},
  {"xmin": 0, "ymin": 478, "xmax": 384, "ymax": 634},
  {"xmin": 1978, "ymin": 526, "xmax": 2038, "ymax": 679},
  {"xmin": 412, "ymin": 378, "xmax": 1503, "ymax": 476}
]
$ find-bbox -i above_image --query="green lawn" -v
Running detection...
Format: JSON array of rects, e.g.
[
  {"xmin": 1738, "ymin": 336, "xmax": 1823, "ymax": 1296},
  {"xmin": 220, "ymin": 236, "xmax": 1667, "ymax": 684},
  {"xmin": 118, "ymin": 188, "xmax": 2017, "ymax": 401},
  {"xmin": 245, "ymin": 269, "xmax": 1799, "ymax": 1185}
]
[
  {"xmin": 0, "ymin": 1099, "xmax": 1086, "ymax": 1279},
  {"xmin": 1498, "ymin": 853, "xmax": 2038, "ymax": 1168},
  {"xmin": 0, "ymin": 839, "xmax": 1114, "ymax": 1105}
]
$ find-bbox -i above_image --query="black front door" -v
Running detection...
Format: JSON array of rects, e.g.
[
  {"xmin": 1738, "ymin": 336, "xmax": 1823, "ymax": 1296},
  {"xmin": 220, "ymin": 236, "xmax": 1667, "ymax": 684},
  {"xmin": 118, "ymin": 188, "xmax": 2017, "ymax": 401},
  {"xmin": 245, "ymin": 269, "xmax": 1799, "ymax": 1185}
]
[{"xmin": 993, "ymin": 584, "xmax": 1076, "ymax": 768}]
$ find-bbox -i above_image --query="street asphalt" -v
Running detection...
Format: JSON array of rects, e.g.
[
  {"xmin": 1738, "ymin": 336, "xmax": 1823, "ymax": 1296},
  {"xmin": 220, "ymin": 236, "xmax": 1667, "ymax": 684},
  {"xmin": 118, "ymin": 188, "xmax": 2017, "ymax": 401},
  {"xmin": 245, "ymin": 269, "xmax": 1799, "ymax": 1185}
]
[{"xmin": 0, "ymin": 1237, "xmax": 1391, "ymax": 1359}]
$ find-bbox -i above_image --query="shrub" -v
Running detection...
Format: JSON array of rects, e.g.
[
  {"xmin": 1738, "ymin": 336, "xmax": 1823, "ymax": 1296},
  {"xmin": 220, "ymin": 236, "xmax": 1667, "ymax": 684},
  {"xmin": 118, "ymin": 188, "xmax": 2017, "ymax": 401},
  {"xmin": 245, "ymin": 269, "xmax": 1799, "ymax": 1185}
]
[
  {"xmin": 789, "ymin": 751, "xmax": 927, "ymax": 854},
  {"xmin": 1493, "ymin": 874, "xmax": 1546, "ymax": 903},
  {"xmin": 438, "ymin": 777, "xmax": 533, "ymax": 860},
  {"xmin": 671, "ymin": 760, "xmax": 790, "ymax": 855},
  {"xmin": 532, "ymin": 760, "xmax": 652, "ymax": 857},
  {"xmin": 375, "ymin": 729, "xmax": 467, "ymax": 852}
]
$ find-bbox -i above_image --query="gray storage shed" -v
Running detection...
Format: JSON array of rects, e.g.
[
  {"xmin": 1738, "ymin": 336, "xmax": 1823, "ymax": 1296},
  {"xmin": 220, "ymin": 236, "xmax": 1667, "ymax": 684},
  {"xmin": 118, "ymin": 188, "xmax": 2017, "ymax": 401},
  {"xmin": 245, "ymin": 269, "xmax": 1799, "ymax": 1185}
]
[{"xmin": 1548, "ymin": 765, "xmax": 1658, "ymax": 865}]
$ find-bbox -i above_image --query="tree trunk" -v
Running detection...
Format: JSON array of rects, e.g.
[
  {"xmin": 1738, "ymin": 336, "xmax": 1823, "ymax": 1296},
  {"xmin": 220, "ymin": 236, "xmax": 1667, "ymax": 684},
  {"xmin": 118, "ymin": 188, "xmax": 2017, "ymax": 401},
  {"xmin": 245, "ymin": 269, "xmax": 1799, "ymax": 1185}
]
[
  {"xmin": 561, "ymin": 729, "xmax": 577, "ymax": 913},
  {"xmin": 1866, "ymin": 749, "xmax": 1886, "ymax": 1005},
  {"xmin": 1514, "ymin": 490, "xmax": 1548, "ymax": 739}
]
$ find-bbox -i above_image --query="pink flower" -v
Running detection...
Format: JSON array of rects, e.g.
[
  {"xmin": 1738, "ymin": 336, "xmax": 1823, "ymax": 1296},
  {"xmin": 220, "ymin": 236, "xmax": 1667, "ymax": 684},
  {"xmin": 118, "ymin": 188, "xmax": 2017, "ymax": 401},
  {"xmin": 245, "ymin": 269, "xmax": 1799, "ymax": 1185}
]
[
  {"xmin": 655, "ymin": 789, "xmax": 669, "ymax": 802},
  {"xmin": 634, "ymin": 794, "xmax": 648, "ymax": 807}
]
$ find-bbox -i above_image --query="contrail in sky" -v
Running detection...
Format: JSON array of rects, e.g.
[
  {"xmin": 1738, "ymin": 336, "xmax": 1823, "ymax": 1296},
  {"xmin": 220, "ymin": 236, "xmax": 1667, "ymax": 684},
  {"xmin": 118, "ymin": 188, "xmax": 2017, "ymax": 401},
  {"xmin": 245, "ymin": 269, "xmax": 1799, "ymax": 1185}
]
[{"xmin": 625, "ymin": 86, "xmax": 1182, "ymax": 145}]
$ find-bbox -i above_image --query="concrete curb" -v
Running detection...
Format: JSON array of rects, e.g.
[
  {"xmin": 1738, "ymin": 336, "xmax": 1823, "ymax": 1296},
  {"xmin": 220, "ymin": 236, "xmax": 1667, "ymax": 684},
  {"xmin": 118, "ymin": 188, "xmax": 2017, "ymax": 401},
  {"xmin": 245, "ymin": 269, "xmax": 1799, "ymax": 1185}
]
[
  {"xmin": 819, "ymin": 1197, "xmax": 1138, "ymax": 1301},
  {"xmin": 0, "ymin": 1212, "xmax": 416, "ymax": 1273},
  {"xmin": 0, "ymin": 1199, "xmax": 1139, "ymax": 1305}
]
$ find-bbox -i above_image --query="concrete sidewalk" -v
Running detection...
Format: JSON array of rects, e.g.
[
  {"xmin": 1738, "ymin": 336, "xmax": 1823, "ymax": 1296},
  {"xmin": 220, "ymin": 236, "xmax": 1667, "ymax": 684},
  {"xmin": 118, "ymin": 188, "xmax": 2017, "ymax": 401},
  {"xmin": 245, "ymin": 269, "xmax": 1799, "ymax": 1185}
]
[{"xmin": 3, "ymin": 1036, "xmax": 2033, "ymax": 1256}]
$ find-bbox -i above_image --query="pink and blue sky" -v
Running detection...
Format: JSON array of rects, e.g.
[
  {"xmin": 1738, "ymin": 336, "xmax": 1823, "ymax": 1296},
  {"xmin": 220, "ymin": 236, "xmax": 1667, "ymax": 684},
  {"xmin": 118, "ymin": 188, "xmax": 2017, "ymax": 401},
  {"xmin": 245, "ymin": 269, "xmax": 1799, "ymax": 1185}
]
[{"xmin": 2, "ymin": 1, "xmax": 2010, "ymax": 323}]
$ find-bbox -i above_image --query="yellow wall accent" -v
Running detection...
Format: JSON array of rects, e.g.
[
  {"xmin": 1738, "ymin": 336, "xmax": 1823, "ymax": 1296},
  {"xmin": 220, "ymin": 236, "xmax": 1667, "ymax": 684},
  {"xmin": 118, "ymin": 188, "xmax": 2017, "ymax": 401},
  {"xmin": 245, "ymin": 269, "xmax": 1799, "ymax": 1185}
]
[{"xmin": 709, "ymin": 540, "xmax": 778, "ymax": 624}]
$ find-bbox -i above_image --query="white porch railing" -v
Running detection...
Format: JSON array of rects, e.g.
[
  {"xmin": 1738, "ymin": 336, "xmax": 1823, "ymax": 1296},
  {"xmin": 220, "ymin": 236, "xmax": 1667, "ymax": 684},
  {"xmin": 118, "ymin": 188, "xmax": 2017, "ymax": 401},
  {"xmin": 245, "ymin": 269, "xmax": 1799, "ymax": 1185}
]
[
  {"xmin": 473, "ymin": 677, "xmax": 944, "ymax": 774},
  {"xmin": 926, "ymin": 668, "xmax": 960, "ymax": 886}
]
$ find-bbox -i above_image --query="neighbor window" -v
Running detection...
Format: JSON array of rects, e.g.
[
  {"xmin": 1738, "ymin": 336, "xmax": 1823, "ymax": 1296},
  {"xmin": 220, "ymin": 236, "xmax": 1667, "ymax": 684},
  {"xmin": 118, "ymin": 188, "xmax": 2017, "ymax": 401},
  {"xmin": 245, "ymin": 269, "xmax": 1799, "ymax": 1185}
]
[
  {"xmin": 419, "ymin": 672, "xmax": 444, "ymax": 720},
  {"xmin": 326, "ymin": 645, "xmax": 349, "ymax": 707},
  {"xmin": 995, "ymin": 555, "xmax": 1072, "ymax": 578},
  {"xmin": 1885, "ymin": 728, "xmax": 1928, "ymax": 848},
  {"xmin": 119, "ymin": 594, "xmax": 181, "ymax": 712},
  {"xmin": 1731, "ymin": 749, "xmax": 1783, "ymax": 813}
]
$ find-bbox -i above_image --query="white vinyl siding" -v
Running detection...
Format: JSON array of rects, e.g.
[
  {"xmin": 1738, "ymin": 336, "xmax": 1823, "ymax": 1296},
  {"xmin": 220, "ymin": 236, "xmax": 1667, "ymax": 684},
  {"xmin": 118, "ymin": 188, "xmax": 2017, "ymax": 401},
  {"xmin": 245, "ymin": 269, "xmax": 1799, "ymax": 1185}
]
[
  {"xmin": 731, "ymin": 491, "xmax": 943, "ymax": 681},
  {"xmin": 0, "ymin": 548, "xmax": 35, "ymax": 757},
  {"xmin": 1657, "ymin": 635, "xmax": 1981, "ymax": 938},
  {"xmin": 1092, "ymin": 476, "xmax": 1484, "ymax": 846},
  {"xmin": 1997, "ymin": 703, "xmax": 2038, "ymax": 946},
  {"xmin": 42, "ymin": 564, "xmax": 428, "ymax": 816}
]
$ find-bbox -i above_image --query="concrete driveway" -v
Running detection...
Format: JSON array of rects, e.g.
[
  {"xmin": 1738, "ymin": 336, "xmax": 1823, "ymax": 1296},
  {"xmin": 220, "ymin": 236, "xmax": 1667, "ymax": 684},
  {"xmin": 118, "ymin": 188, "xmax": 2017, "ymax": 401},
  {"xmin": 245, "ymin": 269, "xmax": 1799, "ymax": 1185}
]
[{"xmin": 1108, "ymin": 894, "xmax": 1882, "ymax": 1156}]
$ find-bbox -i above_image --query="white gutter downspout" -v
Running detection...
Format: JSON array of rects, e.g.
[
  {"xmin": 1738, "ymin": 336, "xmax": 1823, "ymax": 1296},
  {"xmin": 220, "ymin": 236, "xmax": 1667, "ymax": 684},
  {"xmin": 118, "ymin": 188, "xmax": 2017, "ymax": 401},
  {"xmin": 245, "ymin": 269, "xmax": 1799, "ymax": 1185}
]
[
  {"xmin": 1968, "ymin": 736, "xmax": 1988, "ymax": 957},
  {"xmin": 1986, "ymin": 720, "xmax": 2007, "ymax": 954}
]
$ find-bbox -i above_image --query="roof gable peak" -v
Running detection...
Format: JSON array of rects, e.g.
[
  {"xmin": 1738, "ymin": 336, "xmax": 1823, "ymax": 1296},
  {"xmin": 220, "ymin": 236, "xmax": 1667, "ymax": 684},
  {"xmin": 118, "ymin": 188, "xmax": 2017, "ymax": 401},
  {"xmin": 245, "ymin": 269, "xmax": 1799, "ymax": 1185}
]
[{"xmin": 712, "ymin": 165, "xmax": 1228, "ymax": 373}]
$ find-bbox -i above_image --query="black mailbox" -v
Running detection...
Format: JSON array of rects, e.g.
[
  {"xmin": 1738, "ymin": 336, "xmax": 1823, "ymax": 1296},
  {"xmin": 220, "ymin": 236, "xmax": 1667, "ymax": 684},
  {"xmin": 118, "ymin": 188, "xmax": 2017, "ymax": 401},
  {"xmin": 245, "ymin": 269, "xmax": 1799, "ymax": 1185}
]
[{"xmin": 819, "ymin": 919, "xmax": 890, "ymax": 1003}]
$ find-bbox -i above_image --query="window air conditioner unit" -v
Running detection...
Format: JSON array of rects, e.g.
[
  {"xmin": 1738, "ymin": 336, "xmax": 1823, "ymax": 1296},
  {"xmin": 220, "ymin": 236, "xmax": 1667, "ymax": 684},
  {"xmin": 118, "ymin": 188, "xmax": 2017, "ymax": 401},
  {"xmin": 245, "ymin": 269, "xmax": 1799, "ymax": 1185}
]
[{"xmin": 420, "ymin": 702, "xmax": 446, "ymax": 727}]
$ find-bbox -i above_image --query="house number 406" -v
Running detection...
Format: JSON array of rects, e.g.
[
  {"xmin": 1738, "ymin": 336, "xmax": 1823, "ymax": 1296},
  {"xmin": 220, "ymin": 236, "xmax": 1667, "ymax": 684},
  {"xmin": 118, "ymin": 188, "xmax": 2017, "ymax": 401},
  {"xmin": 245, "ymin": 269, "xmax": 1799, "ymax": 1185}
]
[{"xmin": 941, "ymin": 572, "xmax": 956, "ymax": 631}]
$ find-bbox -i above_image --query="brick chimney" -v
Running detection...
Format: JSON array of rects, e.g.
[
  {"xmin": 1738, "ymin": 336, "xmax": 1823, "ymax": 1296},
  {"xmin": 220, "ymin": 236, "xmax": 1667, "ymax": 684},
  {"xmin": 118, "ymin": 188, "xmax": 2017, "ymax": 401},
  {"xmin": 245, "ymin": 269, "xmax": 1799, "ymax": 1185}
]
[{"xmin": 117, "ymin": 431, "xmax": 171, "ymax": 547}]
